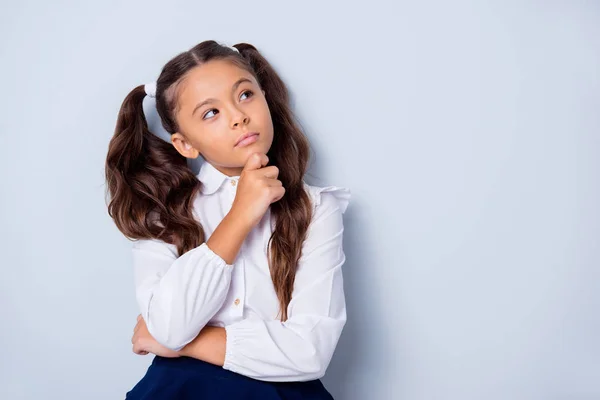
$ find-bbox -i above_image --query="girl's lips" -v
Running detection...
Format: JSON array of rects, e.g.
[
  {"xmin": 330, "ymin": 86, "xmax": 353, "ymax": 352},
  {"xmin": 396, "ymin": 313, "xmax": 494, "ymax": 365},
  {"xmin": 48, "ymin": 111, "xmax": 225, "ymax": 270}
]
[{"xmin": 235, "ymin": 133, "xmax": 259, "ymax": 147}]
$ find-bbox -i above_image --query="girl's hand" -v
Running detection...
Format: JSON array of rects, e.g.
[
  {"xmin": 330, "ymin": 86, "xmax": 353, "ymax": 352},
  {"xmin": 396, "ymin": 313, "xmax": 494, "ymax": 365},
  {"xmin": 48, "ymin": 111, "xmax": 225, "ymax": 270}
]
[
  {"xmin": 131, "ymin": 314, "xmax": 180, "ymax": 358},
  {"xmin": 231, "ymin": 152, "xmax": 286, "ymax": 229}
]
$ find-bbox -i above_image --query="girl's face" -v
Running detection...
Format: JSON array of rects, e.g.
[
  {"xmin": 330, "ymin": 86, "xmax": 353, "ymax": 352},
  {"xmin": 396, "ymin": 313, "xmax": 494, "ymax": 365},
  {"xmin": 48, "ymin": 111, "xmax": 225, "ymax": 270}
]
[{"xmin": 171, "ymin": 59, "xmax": 274, "ymax": 177}]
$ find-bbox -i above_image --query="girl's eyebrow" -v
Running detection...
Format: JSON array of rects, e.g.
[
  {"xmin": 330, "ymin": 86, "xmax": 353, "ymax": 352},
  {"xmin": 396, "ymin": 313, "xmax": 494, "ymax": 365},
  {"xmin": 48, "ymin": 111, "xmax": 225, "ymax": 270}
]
[{"xmin": 192, "ymin": 77, "xmax": 253, "ymax": 116}]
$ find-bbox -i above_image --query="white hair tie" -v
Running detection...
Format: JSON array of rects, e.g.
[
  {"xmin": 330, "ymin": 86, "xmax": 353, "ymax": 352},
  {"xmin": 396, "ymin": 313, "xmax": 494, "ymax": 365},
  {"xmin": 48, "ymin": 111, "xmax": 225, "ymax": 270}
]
[
  {"xmin": 222, "ymin": 42, "xmax": 239, "ymax": 53},
  {"xmin": 142, "ymin": 84, "xmax": 170, "ymax": 143},
  {"xmin": 144, "ymin": 82, "xmax": 156, "ymax": 98}
]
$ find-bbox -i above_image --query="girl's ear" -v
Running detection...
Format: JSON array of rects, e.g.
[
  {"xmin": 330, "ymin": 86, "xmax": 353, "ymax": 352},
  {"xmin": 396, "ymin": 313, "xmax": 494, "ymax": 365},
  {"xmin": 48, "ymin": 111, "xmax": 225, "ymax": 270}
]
[
  {"xmin": 171, "ymin": 132, "xmax": 200, "ymax": 159},
  {"xmin": 262, "ymin": 90, "xmax": 266, "ymax": 97}
]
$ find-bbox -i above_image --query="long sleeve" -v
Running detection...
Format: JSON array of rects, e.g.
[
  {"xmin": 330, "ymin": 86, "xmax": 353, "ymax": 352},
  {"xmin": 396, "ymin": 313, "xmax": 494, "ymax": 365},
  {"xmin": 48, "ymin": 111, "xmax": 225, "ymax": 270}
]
[
  {"xmin": 222, "ymin": 186, "xmax": 351, "ymax": 382},
  {"xmin": 132, "ymin": 239, "xmax": 234, "ymax": 351}
]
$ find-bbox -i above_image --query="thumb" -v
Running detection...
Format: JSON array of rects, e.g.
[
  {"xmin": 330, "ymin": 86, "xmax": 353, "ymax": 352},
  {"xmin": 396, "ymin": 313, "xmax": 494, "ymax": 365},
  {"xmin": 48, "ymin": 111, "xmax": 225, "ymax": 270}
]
[{"xmin": 243, "ymin": 152, "xmax": 268, "ymax": 173}]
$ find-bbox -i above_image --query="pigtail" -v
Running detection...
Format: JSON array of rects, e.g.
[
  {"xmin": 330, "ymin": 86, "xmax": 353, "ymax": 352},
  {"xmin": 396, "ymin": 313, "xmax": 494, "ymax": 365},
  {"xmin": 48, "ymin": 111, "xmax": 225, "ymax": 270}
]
[{"xmin": 104, "ymin": 85, "xmax": 205, "ymax": 256}]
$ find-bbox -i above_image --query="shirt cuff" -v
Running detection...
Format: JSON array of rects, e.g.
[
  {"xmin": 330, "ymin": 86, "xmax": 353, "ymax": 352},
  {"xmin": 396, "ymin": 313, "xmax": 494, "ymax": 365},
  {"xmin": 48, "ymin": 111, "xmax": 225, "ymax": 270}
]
[
  {"xmin": 201, "ymin": 242, "xmax": 235, "ymax": 269},
  {"xmin": 222, "ymin": 320, "xmax": 247, "ymax": 374}
]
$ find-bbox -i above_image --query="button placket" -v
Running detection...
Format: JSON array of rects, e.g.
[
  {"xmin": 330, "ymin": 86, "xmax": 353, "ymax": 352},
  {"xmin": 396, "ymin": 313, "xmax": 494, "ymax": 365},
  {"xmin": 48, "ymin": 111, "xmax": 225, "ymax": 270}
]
[
  {"xmin": 226, "ymin": 177, "xmax": 243, "ymax": 316},
  {"xmin": 231, "ymin": 252, "xmax": 245, "ymax": 316}
]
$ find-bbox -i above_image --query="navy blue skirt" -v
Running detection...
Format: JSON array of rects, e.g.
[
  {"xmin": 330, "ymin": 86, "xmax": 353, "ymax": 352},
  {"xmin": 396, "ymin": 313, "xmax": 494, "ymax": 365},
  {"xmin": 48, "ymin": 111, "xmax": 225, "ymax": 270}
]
[{"xmin": 125, "ymin": 355, "xmax": 334, "ymax": 399}]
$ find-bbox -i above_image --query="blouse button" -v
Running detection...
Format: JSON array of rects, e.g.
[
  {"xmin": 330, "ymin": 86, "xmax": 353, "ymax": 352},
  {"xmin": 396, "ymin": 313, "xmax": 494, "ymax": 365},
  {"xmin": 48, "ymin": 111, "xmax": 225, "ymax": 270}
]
[
  {"xmin": 231, "ymin": 180, "xmax": 236, "ymax": 186},
  {"xmin": 234, "ymin": 298, "xmax": 240, "ymax": 306}
]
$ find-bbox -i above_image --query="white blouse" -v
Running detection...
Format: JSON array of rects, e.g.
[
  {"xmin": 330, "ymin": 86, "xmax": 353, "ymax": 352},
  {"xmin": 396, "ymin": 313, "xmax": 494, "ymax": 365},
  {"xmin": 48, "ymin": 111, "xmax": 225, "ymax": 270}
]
[{"xmin": 131, "ymin": 160, "xmax": 351, "ymax": 382}]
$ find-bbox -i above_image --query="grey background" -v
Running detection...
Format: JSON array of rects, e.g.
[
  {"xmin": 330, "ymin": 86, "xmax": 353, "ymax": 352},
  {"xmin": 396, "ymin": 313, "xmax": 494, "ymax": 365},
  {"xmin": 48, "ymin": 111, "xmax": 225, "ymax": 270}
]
[{"xmin": 1, "ymin": 1, "xmax": 598, "ymax": 399}]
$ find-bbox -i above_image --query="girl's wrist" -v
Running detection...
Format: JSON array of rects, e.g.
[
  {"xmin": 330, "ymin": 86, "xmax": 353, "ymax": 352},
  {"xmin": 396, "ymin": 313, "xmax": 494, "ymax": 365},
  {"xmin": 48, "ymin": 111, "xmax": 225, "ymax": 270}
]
[{"xmin": 227, "ymin": 206, "xmax": 255, "ymax": 232}]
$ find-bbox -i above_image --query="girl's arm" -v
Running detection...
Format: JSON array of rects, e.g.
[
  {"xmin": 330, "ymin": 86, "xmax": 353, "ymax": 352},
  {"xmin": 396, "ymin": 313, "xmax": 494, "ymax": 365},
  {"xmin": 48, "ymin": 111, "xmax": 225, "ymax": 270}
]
[
  {"xmin": 219, "ymin": 187, "xmax": 350, "ymax": 382},
  {"xmin": 133, "ymin": 209, "xmax": 252, "ymax": 352},
  {"xmin": 178, "ymin": 326, "xmax": 227, "ymax": 366},
  {"xmin": 219, "ymin": 188, "xmax": 350, "ymax": 382},
  {"xmin": 131, "ymin": 314, "xmax": 226, "ymax": 365}
]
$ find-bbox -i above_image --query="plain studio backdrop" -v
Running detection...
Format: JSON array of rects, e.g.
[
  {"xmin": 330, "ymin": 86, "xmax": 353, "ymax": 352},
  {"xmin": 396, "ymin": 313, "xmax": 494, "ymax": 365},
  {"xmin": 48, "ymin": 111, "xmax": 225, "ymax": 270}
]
[{"xmin": 1, "ymin": 1, "xmax": 598, "ymax": 399}]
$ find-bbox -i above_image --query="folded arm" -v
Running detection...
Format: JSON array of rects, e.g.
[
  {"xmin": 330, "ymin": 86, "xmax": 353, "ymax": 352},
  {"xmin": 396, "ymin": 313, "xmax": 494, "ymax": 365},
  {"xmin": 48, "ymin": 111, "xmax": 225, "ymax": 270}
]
[
  {"xmin": 221, "ymin": 189, "xmax": 350, "ymax": 382},
  {"xmin": 132, "ymin": 239, "xmax": 234, "ymax": 351}
]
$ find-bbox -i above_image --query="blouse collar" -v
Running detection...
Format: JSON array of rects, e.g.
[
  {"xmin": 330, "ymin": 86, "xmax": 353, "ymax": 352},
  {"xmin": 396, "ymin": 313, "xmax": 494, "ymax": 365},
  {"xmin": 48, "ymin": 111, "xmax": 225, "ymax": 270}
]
[{"xmin": 196, "ymin": 161, "xmax": 240, "ymax": 195}]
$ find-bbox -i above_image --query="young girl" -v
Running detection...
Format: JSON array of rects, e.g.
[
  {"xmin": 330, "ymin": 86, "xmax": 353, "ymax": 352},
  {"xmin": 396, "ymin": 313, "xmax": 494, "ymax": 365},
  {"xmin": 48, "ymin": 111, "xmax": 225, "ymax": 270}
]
[{"xmin": 105, "ymin": 40, "xmax": 351, "ymax": 399}]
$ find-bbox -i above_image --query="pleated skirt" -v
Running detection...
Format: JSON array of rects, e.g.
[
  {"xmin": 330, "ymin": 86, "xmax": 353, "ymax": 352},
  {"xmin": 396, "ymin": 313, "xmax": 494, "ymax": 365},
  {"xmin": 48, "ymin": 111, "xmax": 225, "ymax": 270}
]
[{"xmin": 125, "ymin": 355, "xmax": 334, "ymax": 399}]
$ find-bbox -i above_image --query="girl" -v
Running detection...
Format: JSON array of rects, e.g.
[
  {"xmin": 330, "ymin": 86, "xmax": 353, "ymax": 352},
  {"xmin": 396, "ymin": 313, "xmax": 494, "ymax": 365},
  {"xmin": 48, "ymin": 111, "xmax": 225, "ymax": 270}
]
[{"xmin": 105, "ymin": 40, "xmax": 351, "ymax": 399}]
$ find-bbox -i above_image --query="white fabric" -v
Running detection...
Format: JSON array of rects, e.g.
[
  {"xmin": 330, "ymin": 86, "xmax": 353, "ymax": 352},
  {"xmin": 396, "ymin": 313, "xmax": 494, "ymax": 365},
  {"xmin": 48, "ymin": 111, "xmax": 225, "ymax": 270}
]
[
  {"xmin": 132, "ymin": 160, "xmax": 351, "ymax": 382},
  {"xmin": 144, "ymin": 82, "xmax": 156, "ymax": 98}
]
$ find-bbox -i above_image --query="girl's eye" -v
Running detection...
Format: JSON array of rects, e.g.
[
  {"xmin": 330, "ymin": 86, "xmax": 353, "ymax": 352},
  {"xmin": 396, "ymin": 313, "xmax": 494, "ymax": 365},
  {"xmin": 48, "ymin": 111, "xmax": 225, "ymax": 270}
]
[
  {"xmin": 240, "ymin": 89, "xmax": 254, "ymax": 100},
  {"xmin": 202, "ymin": 90, "xmax": 254, "ymax": 120},
  {"xmin": 203, "ymin": 109, "xmax": 217, "ymax": 119}
]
